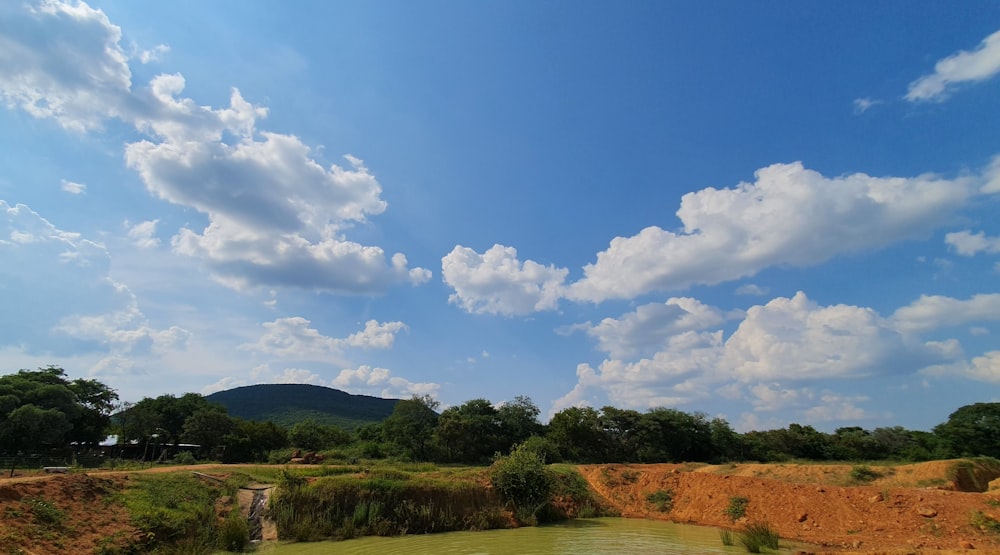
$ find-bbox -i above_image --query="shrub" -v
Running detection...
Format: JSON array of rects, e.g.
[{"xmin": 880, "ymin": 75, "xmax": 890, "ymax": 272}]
[
  {"xmin": 173, "ymin": 451, "xmax": 197, "ymax": 465},
  {"xmin": 218, "ymin": 511, "xmax": 250, "ymax": 552},
  {"xmin": 26, "ymin": 497, "xmax": 64, "ymax": 527},
  {"xmin": 645, "ymin": 489, "xmax": 674, "ymax": 512},
  {"xmin": 725, "ymin": 495, "xmax": 749, "ymax": 522},
  {"xmin": 489, "ymin": 443, "xmax": 553, "ymax": 523},
  {"xmin": 850, "ymin": 465, "xmax": 881, "ymax": 483},
  {"xmin": 738, "ymin": 521, "xmax": 779, "ymax": 553}
]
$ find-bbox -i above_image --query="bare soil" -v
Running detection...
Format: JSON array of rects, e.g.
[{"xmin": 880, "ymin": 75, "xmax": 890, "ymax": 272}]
[
  {"xmin": 578, "ymin": 460, "xmax": 1000, "ymax": 554},
  {"xmin": 2, "ymin": 460, "xmax": 999, "ymax": 554}
]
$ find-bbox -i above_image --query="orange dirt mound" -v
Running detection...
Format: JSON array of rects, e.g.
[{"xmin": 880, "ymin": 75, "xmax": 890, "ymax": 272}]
[{"xmin": 579, "ymin": 461, "xmax": 1000, "ymax": 554}]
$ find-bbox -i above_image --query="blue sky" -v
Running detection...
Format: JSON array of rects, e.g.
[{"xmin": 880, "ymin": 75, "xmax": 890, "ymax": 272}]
[{"xmin": 2, "ymin": 1, "xmax": 1000, "ymax": 432}]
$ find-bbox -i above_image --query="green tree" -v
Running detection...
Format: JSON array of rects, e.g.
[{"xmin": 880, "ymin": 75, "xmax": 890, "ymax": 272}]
[
  {"xmin": 435, "ymin": 398, "xmax": 502, "ymax": 463},
  {"xmin": 221, "ymin": 419, "xmax": 288, "ymax": 463},
  {"xmin": 181, "ymin": 408, "xmax": 236, "ymax": 457},
  {"xmin": 497, "ymin": 396, "xmax": 543, "ymax": 450},
  {"xmin": 599, "ymin": 406, "xmax": 642, "ymax": 462},
  {"xmin": 288, "ymin": 419, "xmax": 350, "ymax": 451},
  {"xmin": 382, "ymin": 394, "xmax": 439, "ymax": 461},
  {"xmin": 547, "ymin": 406, "xmax": 605, "ymax": 462},
  {"xmin": 124, "ymin": 393, "xmax": 223, "ymax": 445},
  {"xmin": 0, "ymin": 367, "xmax": 118, "ymax": 450},
  {"xmin": 934, "ymin": 402, "xmax": 1000, "ymax": 458}
]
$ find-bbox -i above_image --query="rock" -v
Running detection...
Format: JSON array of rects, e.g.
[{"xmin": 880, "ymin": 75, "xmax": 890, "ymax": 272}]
[
  {"xmin": 851, "ymin": 540, "xmax": 863, "ymax": 549},
  {"xmin": 959, "ymin": 539, "xmax": 975, "ymax": 549},
  {"xmin": 917, "ymin": 506, "xmax": 938, "ymax": 518},
  {"xmin": 797, "ymin": 512, "xmax": 808, "ymax": 522},
  {"xmin": 869, "ymin": 493, "xmax": 883, "ymax": 503},
  {"xmin": 816, "ymin": 487, "xmax": 825, "ymax": 493}
]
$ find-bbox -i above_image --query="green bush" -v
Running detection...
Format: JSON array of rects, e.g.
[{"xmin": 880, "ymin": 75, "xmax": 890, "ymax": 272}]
[
  {"xmin": 489, "ymin": 443, "xmax": 554, "ymax": 524},
  {"xmin": 850, "ymin": 465, "xmax": 881, "ymax": 483},
  {"xmin": 26, "ymin": 497, "xmax": 64, "ymax": 527},
  {"xmin": 725, "ymin": 495, "xmax": 749, "ymax": 521},
  {"xmin": 645, "ymin": 489, "xmax": 674, "ymax": 512},
  {"xmin": 737, "ymin": 521, "xmax": 779, "ymax": 553},
  {"xmin": 218, "ymin": 511, "xmax": 250, "ymax": 552}
]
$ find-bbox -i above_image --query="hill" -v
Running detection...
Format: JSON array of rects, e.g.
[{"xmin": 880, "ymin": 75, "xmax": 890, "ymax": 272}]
[{"xmin": 205, "ymin": 384, "xmax": 399, "ymax": 430}]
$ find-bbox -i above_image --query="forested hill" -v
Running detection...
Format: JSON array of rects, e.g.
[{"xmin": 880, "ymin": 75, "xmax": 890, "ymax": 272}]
[{"xmin": 205, "ymin": 384, "xmax": 399, "ymax": 430}]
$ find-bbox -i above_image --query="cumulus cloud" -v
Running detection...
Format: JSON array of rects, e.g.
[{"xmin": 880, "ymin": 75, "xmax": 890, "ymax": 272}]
[
  {"xmin": 906, "ymin": 29, "xmax": 1000, "ymax": 102},
  {"xmin": 0, "ymin": 0, "xmax": 131, "ymax": 131},
  {"xmin": 553, "ymin": 291, "xmax": 954, "ymax": 418},
  {"xmin": 945, "ymin": 230, "xmax": 1000, "ymax": 256},
  {"xmin": 891, "ymin": 293, "xmax": 1000, "ymax": 334},
  {"xmin": 567, "ymin": 162, "xmax": 973, "ymax": 303},
  {"xmin": 1, "ymin": 1, "xmax": 430, "ymax": 295},
  {"xmin": 331, "ymin": 365, "xmax": 440, "ymax": 398},
  {"xmin": 240, "ymin": 317, "xmax": 406, "ymax": 361},
  {"xmin": 581, "ymin": 297, "xmax": 726, "ymax": 359},
  {"xmin": 441, "ymin": 244, "xmax": 568, "ymax": 316}
]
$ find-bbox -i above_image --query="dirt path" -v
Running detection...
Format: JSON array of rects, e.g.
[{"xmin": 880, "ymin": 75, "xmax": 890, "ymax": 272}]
[{"xmin": 578, "ymin": 461, "xmax": 1000, "ymax": 554}]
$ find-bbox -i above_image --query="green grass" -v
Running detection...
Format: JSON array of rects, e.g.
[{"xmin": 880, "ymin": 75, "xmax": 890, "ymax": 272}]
[
  {"xmin": 849, "ymin": 465, "xmax": 882, "ymax": 483},
  {"xmin": 645, "ymin": 489, "xmax": 674, "ymax": 512},
  {"xmin": 719, "ymin": 528, "xmax": 735, "ymax": 546},
  {"xmin": 725, "ymin": 495, "xmax": 749, "ymax": 522},
  {"xmin": 738, "ymin": 521, "xmax": 780, "ymax": 553}
]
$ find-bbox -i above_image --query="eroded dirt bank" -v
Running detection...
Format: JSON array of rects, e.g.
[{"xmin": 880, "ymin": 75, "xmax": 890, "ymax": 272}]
[{"xmin": 578, "ymin": 460, "xmax": 1000, "ymax": 554}]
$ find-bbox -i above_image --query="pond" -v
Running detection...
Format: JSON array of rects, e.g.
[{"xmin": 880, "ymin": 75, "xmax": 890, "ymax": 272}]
[{"xmin": 255, "ymin": 517, "xmax": 787, "ymax": 554}]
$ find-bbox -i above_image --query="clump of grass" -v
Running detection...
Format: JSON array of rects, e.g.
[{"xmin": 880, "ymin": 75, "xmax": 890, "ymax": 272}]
[
  {"xmin": 217, "ymin": 510, "xmax": 250, "ymax": 552},
  {"xmin": 645, "ymin": 489, "xmax": 674, "ymax": 512},
  {"xmin": 850, "ymin": 465, "xmax": 882, "ymax": 483},
  {"xmin": 725, "ymin": 495, "xmax": 749, "ymax": 522},
  {"xmin": 738, "ymin": 521, "xmax": 780, "ymax": 553},
  {"xmin": 620, "ymin": 469, "xmax": 640, "ymax": 484},
  {"xmin": 971, "ymin": 510, "xmax": 1000, "ymax": 534},
  {"xmin": 25, "ymin": 497, "xmax": 64, "ymax": 527},
  {"xmin": 719, "ymin": 527, "xmax": 735, "ymax": 546}
]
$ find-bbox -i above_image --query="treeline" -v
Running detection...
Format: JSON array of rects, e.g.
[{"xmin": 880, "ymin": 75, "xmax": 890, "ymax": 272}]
[{"xmin": 3, "ymin": 367, "xmax": 999, "ymax": 465}]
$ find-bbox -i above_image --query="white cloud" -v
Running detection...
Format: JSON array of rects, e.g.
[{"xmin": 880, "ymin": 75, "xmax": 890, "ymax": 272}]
[
  {"xmin": 60, "ymin": 179, "xmax": 86, "ymax": 194},
  {"xmin": 852, "ymin": 97, "xmax": 882, "ymax": 114},
  {"xmin": 723, "ymin": 292, "xmax": 912, "ymax": 382},
  {"xmin": 906, "ymin": 29, "xmax": 1000, "ymax": 102},
  {"xmin": 346, "ymin": 320, "xmax": 407, "ymax": 349},
  {"xmin": 240, "ymin": 317, "xmax": 406, "ymax": 361},
  {"xmin": 441, "ymin": 244, "xmax": 568, "ymax": 315},
  {"xmin": 554, "ymin": 291, "xmax": 954, "ymax": 418},
  {"xmin": 567, "ymin": 161, "xmax": 973, "ymax": 303},
  {"xmin": 1, "ymin": 201, "xmax": 189, "ymax": 378},
  {"xmin": 134, "ymin": 43, "xmax": 169, "ymax": 64},
  {"xmin": 735, "ymin": 283, "xmax": 769, "ymax": 296},
  {"xmin": 0, "ymin": 0, "xmax": 131, "ymax": 131},
  {"xmin": 1, "ymin": 1, "xmax": 430, "ymax": 295},
  {"xmin": 945, "ymin": 230, "xmax": 1000, "ymax": 256},
  {"xmin": 924, "ymin": 351, "xmax": 1000, "ymax": 384},
  {"xmin": 127, "ymin": 219, "xmax": 160, "ymax": 249},
  {"xmin": 582, "ymin": 297, "xmax": 726, "ymax": 359},
  {"xmin": 331, "ymin": 365, "xmax": 440, "ymax": 398},
  {"xmin": 891, "ymin": 293, "xmax": 1000, "ymax": 334}
]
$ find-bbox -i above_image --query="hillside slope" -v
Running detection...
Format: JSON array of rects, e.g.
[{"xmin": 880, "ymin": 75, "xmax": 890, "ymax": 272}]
[{"xmin": 205, "ymin": 384, "xmax": 399, "ymax": 430}]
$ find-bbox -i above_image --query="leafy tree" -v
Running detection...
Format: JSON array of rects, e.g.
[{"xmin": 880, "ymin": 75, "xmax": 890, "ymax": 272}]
[
  {"xmin": 547, "ymin": 406, "xmax": 605, "ymax": 462},
  {"xmin": 0, "ymin": 367, "xmax": 118, "ymax": 450},
  {"xmin": 497, "ymin": 396, "xmax": 543, "ymax": 449},
  {"xmin": 634, "ymin": 408, "xmax": 713, "ymax": 462},
  {"xmin": 382, "ymin": 394, "xmax": 439, "ymax": 461},
  {"xmin": 599, "ymin": 406, "xmax": 642, "ymax": 462},
  {"xmin": 222, "ymin": 419, "xmax": 288, "ymax": 463},
  {"xmin": 123, "ymin": 393, "xmax": 223, "ymax": 444},
  {"xmin": 435, "ymin": 398, "xmax": 502, "ymax": 463},
  {"xmin": 934, "ymin": 402, "xmax": 1000, "ymax": 458},
  {"xmin": 288, "ymin": 419, "xmax": 350, "ymax": 451},
  {"xmin": 181, "ymin": 408, "xmax": 236, "ymax": 457}
]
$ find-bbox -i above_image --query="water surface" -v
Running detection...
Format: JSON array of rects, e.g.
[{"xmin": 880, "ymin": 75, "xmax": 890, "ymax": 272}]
[{"xmin": 257, "ymin": 518, "xmax": 768, "ymax": 554}]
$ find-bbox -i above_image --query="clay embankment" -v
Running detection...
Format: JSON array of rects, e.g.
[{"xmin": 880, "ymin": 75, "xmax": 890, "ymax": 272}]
[{"xmin": 579, "ymin": 460, "xmax": 1000, "ymax": 554}]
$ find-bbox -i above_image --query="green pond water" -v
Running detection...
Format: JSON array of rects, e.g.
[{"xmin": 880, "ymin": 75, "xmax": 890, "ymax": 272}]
[{"xmin": 255, "ymin": 518, "xmax": 791, "ymax": 554}]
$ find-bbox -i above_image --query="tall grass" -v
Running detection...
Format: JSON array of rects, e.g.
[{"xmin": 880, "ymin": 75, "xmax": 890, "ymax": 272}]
[{"xmin": 737, "ymin": 521, "xmax": 780, "ymax": 553}]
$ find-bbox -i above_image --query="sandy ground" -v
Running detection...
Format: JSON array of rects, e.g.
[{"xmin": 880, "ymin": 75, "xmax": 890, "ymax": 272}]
[
  {"xmin": 578, "ymin": 461, "xmax": 1000, "ymax": 554},
  {"xmin": 2, "ymin": 460, "xmax": 1000, "ymax": 554}
]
